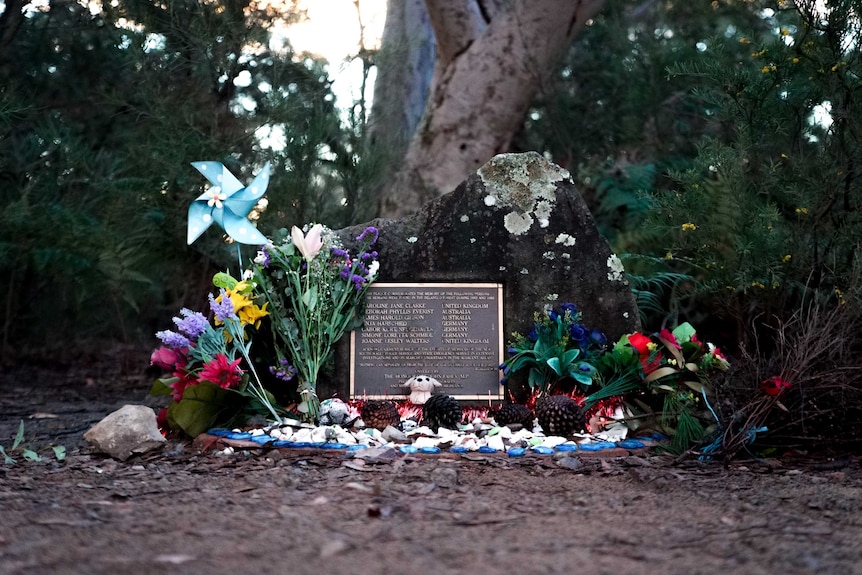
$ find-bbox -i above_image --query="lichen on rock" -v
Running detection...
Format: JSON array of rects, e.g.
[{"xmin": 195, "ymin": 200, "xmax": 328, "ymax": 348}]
[{"xmin": 478, "ymin": 152, "xmax": 571, "ymax": 236}]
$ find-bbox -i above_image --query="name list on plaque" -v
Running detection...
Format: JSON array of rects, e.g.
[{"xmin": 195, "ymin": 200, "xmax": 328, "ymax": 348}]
[{"xmin": 350, "ymin": 283, "xmax": 504, "ymax": 401}]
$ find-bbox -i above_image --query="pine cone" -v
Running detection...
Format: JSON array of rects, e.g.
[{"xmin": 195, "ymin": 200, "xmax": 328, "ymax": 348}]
[
  {"xmin": 536, "ymin": 395, "xmax": 585, "ymax": 436},
  {"xmin": 422, "ymin": 394, "xmax": 462, "ymax": 431},
  {"xmin": 361, "ymin": 400, "xmax": 400, "ymax": 430},
  {"xmin": 494, "ymin": 404, "xmax": 535, "ymax": 428}
]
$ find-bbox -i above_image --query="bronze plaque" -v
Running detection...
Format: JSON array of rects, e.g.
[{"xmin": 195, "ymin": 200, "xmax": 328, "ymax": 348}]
[{"xmin": 350, "ymin": 283, "xmax": 504, "ymax": 401}]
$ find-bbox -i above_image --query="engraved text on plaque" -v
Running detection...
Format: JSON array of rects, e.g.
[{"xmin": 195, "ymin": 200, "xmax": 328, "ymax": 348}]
[{"xmin": 349, "ymin": 283, "xmax": 504, "ymax": 401}]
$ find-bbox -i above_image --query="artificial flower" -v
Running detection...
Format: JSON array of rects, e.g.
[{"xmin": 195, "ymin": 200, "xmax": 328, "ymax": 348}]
[
  {"xmin": 628, "ymin": 333, "xmax": 652, "ymax": 355},
  {"xmin": 151, "ymin": 346, "xmax": 185, "ymax": 370},
  {"xmin": 659, "ymin": 328, "xmax": 682, "ymax": 349},
  {"xmin": 209, "ymin": 289, "xmax": 237, "ymax": 322},
  {"xmin": 173, "ymin": 308, "xmax": 209, "ymax": 340},
  {"xmin": 198, "ymin": 354, "xmax": 244, "ymax": 389},
  {"xmin": 761, "ymin": 376, "xmax": 792, "ymax": 396},
  {"xmin": 238, "ymin": 301, "xmax": 269, "ymax": 329},
  {"xmin": 291, "ymin": 223, "xmax": 324, "ymax": 262}
]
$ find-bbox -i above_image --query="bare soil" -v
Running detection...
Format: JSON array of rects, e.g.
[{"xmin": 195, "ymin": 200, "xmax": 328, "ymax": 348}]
[{"xmin": 2, "ymin": 347, "xmax": 861, "ymax": 575}]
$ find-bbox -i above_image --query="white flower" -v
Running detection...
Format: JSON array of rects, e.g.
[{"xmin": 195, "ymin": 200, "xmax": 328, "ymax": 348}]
[
  {"xmin": 206, "ymin": 186, "xmax": 227, "ymax": 209},
  {"xmin": 407, "ymin": 236, "xmax": 418, "ymax": 243},
  {"xmin": 484, "ymin": 195, "xmax": 497, "ymax": 206},
  {"xmin": 366, "ymin": 260, "xmax": 380, "ymax": 280},
  {"xmin": 291, "ymin": 224, "xmax": 324, "ymax": 262}
]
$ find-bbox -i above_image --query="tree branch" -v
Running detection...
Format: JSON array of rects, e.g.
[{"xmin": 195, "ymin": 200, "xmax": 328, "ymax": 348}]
[{"xmin": 424, "ymin": 0, "xmax": 485, "ymax": 65}]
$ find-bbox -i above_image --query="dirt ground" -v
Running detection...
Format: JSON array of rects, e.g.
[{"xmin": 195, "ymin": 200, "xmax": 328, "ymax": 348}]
[{"xmin": 2, "ymin": 347, "xmax": 862, "ymax": 575}]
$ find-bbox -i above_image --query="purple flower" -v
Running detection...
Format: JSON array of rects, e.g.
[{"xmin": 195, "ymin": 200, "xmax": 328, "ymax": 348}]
[
  {"xmin": 527, "ymin": 328, "xmax": 538, "ymax": 342},
  {"xmin": 209, "ymin": 289, "xmax": 237, "ymax": 322},
  {"xmin": 357, "ymin": 226, "xmax": 379, "ymax": 244},
  {"xmin": 173, "ymin": 308, "xmax": 208, "ymax": 339},
  {"xmin": 156, "ymin": 330, "xmax": 190, "ymax": 349},
  {"xmin": 340, "ymin": 266, "xmax": 351, "ymax": 279},
  {"xmin": 254, "ymin": 246, "xmax": 271, "ymax": 268},
  {"xmin": 331, "ymin": 247, "xmax": 350, "ymax": 259},
  {"xmin": 270, "ymin": 363, "xmax": 297, "ymax": 382},
  {"xmin": 352, "ymin": 275, "xmax": 366, "ymax": 291}
]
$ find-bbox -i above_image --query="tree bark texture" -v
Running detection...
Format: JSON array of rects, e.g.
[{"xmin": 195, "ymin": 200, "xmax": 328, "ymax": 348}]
[
  {"xmin": 379, "ymin": 0, "xmax": 606, "ymax": 218},
  {"xmin": 367, "ymin": 0, "xmax": 436, "ymax": 164}
]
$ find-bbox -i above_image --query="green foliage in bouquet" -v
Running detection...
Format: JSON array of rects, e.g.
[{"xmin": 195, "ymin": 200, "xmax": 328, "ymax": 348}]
[
  {"xmin": 150, "ymin": 274, "xmax": 281, "ymax": 436},
  {"xmin": 585, "ymin": 322, "xmax": 729, "ymax": 453},
  {"xmin": 252, "ymin": 224, "xmax": 379, "ymax": 422},
  {"xmin": 501, "ymin": 303, "xmax": 608, "ymax": 399}
]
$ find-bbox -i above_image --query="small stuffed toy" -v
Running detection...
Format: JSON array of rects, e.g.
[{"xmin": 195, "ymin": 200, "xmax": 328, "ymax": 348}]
[{"xmin": 402, "ymin": 375, "xmax": 442, "ymax": 405}]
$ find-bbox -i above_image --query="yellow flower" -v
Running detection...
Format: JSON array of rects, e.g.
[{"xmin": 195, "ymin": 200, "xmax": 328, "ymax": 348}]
[
  {"xmin": 795, "ymin": 207, "xmax": 809, "ymax": 215},
  {"xmin": 782, "ymin": 254, "xmax": 792, "ymax": 263},
  {"xmin": 238, "ymin": 301, "xmax": 269, "ymax": 329},
  {"xmin": 646, "ymin": 342, "xmax": 658, "ymax": 352},
  {"xmin": 751, "ymin": 50, "xmax": 766, "ymax": 58},
  {"xmin": 665, "ymin": 252, "xmax": 674, "ymax": 260},
  {"xmin": 215, "ymin": 280, "xmax": 269, "ymax": 330},
  {"xmin": 791, "ymin": 57, "xmax": 799, "ymax": 64},
  {"xmin": 761, "ymin": 64, "xmax": 777, "ymax": 74},
  {"xmin": 681, "ymin": 223, "xmax": 697, "ymax": 231},
  {"xmin": 751, "ymin": 281, "xmax": 765, "ymax": 289},
  {"xmin": 835, "ymin": 288, "xmax": 846, "ymax": 305},
  {"xmin": 740, "ymin": 38, "xmax": 751, "ymax": 44},
  {"xmin": 780, "ymin": 28, "xmax": 789, "ymax": 36}
]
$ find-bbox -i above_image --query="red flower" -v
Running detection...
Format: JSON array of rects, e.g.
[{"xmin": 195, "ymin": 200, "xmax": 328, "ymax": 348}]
[
  {"xmin": 156, "ymin": 407, "xmax": 169, "ymax": 434},
  {"xmin": 760, "ymin": 376, "xmax": 792, "ymax": 396},
  {"xmin": 151, "ymin": 346, "xmax": 185, "ymax": 370},
  {"xmin": 640, "ymin": 352, "xmax": 663, "ymax": 375},
  {"xmin": 659, "ymin": 328, "xmax": 681, "ymax": 349},
  {"xmin": 628, "ymin": 333, "xmax": 652, "ymax": 355},
  {"xmin": 198, "ymin": 354, "xmax": 244, "ymax": 389},
  {"xmin": 169, "ymin": 372, "xmax": 197, "ymax": 401}
]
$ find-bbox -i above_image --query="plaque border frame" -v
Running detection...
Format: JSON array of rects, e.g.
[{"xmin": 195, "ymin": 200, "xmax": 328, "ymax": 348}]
[{"xmin": 349, "ymin": 282, "xmax": 504, "ymax": 402}]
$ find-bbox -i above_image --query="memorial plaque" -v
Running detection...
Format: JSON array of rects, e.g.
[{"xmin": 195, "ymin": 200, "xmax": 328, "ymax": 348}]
[{"xmin": 350, "ymin": 283, "xmax": 504, "ymax": 401}]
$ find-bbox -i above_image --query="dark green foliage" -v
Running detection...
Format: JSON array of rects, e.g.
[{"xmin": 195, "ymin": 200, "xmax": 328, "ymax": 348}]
[
  {"xmin": 0, "ymin": 1, "xmax": 380, "ymax": 357},
  {"xmin": 523, "ymin": 0, "xmax": 772, "ymax": 251},
  {"xmin": 653, "ymin": 1, "xmax": 862, "ymax": 339}
]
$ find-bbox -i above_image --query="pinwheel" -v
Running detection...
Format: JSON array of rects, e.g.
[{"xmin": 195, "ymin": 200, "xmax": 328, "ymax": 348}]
[{"xmin": 187, "ymin": 161, "xmax": 270, "ymax": 245}]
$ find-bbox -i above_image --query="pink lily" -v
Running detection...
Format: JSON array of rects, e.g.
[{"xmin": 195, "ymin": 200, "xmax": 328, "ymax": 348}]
[{"xmin": 291, "ymin": 224, "xmax": 324, "ymax": 262}]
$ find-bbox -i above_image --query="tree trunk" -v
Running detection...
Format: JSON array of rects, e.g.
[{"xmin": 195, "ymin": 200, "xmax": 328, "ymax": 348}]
[
  {"xmin": 378, "ymin": 0, "xmax": 606, "ymax": 218},
  {"xmin": 365, "ymin": 0, "xmax": 436, "ymax": 193}
]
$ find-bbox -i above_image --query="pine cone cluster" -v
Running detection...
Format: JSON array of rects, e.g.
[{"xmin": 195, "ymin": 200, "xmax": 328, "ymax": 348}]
[
  {"xmin": 494, "ymin": 403, "xmax": 535, "ymax": 428},
  {"xmin": 360, "ymin": 400, "xmax": 400, "ymax": 430},
  {"xmin": 422, "ymin": 394, "xmax": 462, "ymax": 431},
  {"xmin": 536, "ymin": 395, "xmax": 585, "ymax": 436}
]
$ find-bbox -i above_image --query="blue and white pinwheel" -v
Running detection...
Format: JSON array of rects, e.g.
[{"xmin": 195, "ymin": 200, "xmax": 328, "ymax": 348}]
[{"xmin": 187, "ymin": 161, "xmax": 270, "ymax": 245}]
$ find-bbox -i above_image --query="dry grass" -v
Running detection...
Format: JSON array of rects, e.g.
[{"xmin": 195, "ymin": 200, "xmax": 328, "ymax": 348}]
[{"xmin": 708, "ymin": 300, "xmax": 862, "ymax": 459}]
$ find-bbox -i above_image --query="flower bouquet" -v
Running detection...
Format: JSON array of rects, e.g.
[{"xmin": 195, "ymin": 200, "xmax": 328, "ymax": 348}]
[
  {"xmin": 501, "ymin": 303, "xmax": 608, "ymax": 400},
  {"xmin": 150, "ymin": 273, "xmax": 281, "ymax": 436},
  {"xmin": 584, "ymin": 322, "xmax": 729, "ymax": 453},
  {"xmin": 251, "ymin": 224, "xmax": 379, "ymax": 422}
]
